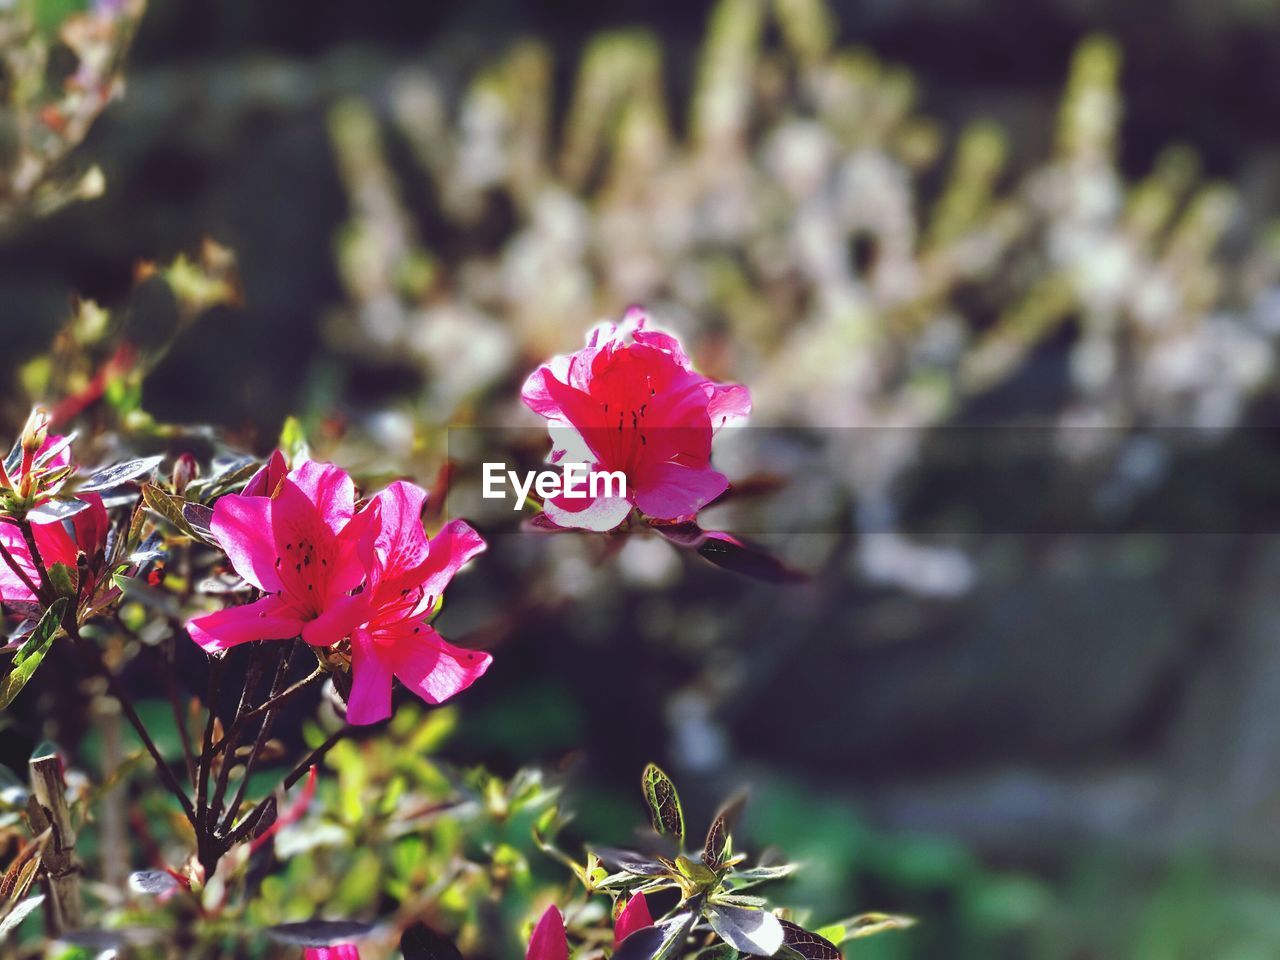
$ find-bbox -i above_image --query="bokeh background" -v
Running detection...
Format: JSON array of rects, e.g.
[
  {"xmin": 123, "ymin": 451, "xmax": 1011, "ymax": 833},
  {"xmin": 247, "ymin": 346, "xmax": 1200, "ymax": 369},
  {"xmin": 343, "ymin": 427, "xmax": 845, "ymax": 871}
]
[{"xmin": 6, "ymin": 0, "xmax": 1280, "ymax": 956}]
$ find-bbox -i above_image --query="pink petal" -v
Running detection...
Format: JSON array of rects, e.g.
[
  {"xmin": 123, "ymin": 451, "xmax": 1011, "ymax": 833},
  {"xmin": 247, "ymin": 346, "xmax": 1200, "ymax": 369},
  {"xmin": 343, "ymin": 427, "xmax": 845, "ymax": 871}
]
[
  {"xmin": 288, "ymin": 460, "xmax": 356, "ymax": 533},
  {"xmin": 0, "ymin": 523, "xmax": 39, "ymax": 602},
  {"xmin": 707, "ymin": 382, "xmax": 751, "ymax": 430},
  {"xmin": 330, "ymin": 503, "xmax": 376, "ymax": 596},
  {"xmin": 304, "ymin": 947, "xmax": 361, "ymax": 960},
  {"xmin": 390, "ymin": 626, "xmax": 492, "ymax": 706},
  {"xmin": 30, "ymin": 520, "xmax": 77, "ymax": 570},
  {"xmin": 347, "ymin": 629, "xmax": 393, "ymax": 725},
  {"xmin": 633, "ymin": 463, "xmax": 728, "ymax": 520},
  {"xmin": 360, "ymin": 481, "xmax": 431, "ymax": 591},
  {"xmin": 526, "ymin": 906, "xmax": 568, "ymax": 960},
  {"xmin": 242, "ymin": 450, "xmax": 287, "ymax": 498},
  {"xmin": 71, "ymin": 493, "xmax": 109, "ymax": 557},
  {"xmin": 409, "ymin": 519, "xmax": 486, "ymax": 610},
  {"xmin": 301, "ymin": 593, "xmax": 371, "ymax": 648},
  {"xmin": 542, "ymin": 490, "xmax": 633, "ymax": 532},
  {"xmin": 210, "ymin": 493, "xmax": 281, "ymax": 592},
  {"xmin": 185, "ymin": 595, "xmax": 303, "ymax": 653},
  {"xmin": 614, "ymin": 893, "xmax": 654, "ymax": 948}
]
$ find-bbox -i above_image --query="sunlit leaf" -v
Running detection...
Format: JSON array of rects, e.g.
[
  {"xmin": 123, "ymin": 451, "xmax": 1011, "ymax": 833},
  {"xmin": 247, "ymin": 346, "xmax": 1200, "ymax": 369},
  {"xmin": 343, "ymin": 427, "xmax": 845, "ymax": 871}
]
[
  {"xmin": 78, "ymin": 456, "xmax": 165, "ymax": 493},
  {"xmin": 828, "ymin": 912, "xmax": 916, "ymax": 942},
  {"xmin": 0, "ymin": 895, "xmax": 44, "ymax": 943},
  {"xmin": 0, "ymin": 599, "xmax": 67, "ymax": 710},
  {"xmin": 705, "ymin": 904, "xmax": 785, "ymax": 956},
  {"xmin": 265, "ymin": 919, "xmax": 373, "ymax": 947},
  {"xmin": 128, "ymin": 870, "xmax": 179, "ymax": 896},
  {"xmin": 593, "ymin": 846, "xmax": 672, "ymax": 877},
  {"xmin": 642, "ymin": 763, "xmax": 685, "ymax": 848},
  {"xmin": 26, "ymin": 497, "xmax": 90, "ymax": 523},
  {"xmin": 724, "ymin": 863, "xmax": 799, "ymax": 890}
]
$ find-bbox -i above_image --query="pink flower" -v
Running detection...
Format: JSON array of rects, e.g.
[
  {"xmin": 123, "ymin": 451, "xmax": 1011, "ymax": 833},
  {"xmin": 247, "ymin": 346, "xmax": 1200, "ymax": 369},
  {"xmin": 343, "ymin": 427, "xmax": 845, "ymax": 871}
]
[
  {"xmin": 526, "ymin": 906, "xmax": 568, "ymax": 960},
  {"xmin": 0, "ymin": 493, "xmax": 109, "ymax": 604},
  {"xmin": 346, "ymin": 481, "xmax": 490, "ymax": 726},
  {"xmin": 613, "ymin": 893, "xmax": 654, "ymax": 948},
  {"xmin": 304, "ymin": 947, "xmax": 360, "ymax": 960},
  {"xmin": 521, "ymin": 308, "xmax": 750, "ymax": 531},
  {"xmin": 185, "ymin": 461, "xmax": 372, "ymax": 653}
]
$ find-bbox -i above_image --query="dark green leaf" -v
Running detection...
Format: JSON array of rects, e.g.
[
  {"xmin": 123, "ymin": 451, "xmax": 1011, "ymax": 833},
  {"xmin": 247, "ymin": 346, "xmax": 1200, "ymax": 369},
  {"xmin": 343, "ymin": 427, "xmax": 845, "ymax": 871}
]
[
  {"xmin": 642, "ymin": 763, "xmax": 685, "ymax": 849},
  {"xmin": 705, "ymin": 905, "xmax": 784, "ymax": 957},
  {"xmin": 778, "ymin": 921, "xmax": 841, "ymax": 960},
  {"xmin": 697, "ymin": 534, "xmax": 806, "ymax": 584},
  {"xmin": 593, "ymin": 846, "xmax": 672, "ymax": 877},
  {"xmin": 78, "ymin": 456, "xmax": 165, "ymax": 493},
  {"xmin": 181, "ymin": 502, "xmax": 216, "ymax": 543},
  {"xmin": 704, "ymin": 812, "xmax": 729, "ymax": 868},
  {"xmin": 0, "ymin": 599, "xmax": 67, "ymax": 710},
  {"xmin": 400, "ymin": 923, "xmax": 463, "ymax": 960}
]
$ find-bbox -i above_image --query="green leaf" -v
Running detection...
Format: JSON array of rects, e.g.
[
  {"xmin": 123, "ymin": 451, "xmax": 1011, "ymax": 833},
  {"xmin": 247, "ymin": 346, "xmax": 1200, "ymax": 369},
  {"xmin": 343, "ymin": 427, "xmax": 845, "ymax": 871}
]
[
  {"xmin": 675, "ymin": 855, "xmax": 718, "ymax": 890},
  {"xmin": 48, "ymin": 562, "xmax": 78, "ymax": 600},
  {"xmin": 642, "ymin": 763, "xmax": 685, "ymax": 849},
  {"xmin": 279, "ymin": 416, "xmax": 310, "ymax": 463},
  {"xmin": 0, "ymin": 600, "xmax": 68, "ymax": 710},
  {"xmin": 824, "ymin": 913, "xmax": 916, "ymax": 942},
  {"xmin": 705, "ymin": 904, "xmax": 785, "ymax": 956},
  {"xmin": 724, "ymin": 863, "xmax": 799, "ymax": 890}
]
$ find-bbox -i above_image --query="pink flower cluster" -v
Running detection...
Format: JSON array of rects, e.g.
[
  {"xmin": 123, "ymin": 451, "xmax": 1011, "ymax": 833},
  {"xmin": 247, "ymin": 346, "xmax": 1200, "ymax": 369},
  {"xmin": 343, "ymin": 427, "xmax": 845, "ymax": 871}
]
[{"xmin": 185, "ymin": 453, "xmax": 489, "ymax": 725}]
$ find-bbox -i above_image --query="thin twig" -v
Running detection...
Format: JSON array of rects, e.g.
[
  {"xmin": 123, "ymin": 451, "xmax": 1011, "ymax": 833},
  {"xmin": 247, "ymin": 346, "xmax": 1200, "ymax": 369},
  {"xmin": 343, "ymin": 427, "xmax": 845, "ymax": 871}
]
[
  {"xmin": 284, "ymin": 726, "xmax": 347, "ymax": 790},
  {"xmin": 220, "ymin": 641, "xmax": 300, "ymax": 832},
  {"xmin": 211, "ymin": 665, "xmax": 324, "ymax": 757}
]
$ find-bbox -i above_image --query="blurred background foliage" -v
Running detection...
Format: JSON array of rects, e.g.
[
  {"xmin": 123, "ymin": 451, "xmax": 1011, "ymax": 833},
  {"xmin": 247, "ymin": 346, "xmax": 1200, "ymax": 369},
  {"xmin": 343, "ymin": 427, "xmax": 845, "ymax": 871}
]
[{"xmin": 5, "ymin": 0, "xmax": 1280, "ymax": 957}]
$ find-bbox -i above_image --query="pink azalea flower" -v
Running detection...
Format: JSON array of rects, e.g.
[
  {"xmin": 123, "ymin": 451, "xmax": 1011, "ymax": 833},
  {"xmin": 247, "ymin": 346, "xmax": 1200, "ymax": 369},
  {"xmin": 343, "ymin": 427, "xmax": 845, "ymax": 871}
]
[
  {"xmin": 346, "ymin": 481, "xmax": 490, "ymax": 726},
  {"xmin": 613, "ymin": 893, "xmax": 654, "ymax": 949},
  {"xmin": 185, "ymin": 461, "xmax": 373, "ymax": 653},
  {"xmin": 521, "ymin": 308, "xmax": 750, "ymax": 531},
  {"xmin": 0, "ymin": 493, "xmax": 109, "ymax": 603},
  {"xmin": 526, "ymin": 906, "xmax": 568, "ymax": 960},
  {"xmin": 304, "ymin": 947, "xmax": 360, "ymax": 960}
]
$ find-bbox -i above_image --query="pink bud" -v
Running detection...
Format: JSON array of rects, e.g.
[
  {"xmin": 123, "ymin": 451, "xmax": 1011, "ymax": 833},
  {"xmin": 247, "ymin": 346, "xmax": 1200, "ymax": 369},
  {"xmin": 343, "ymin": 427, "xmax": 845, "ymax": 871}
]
[
  {"xmin": 526, "ymin": 906, "xmax": 568, "ymax": 960},
  {"xmin": 614, "ymin": 892, "xmax": 654, "ymax": 948}
]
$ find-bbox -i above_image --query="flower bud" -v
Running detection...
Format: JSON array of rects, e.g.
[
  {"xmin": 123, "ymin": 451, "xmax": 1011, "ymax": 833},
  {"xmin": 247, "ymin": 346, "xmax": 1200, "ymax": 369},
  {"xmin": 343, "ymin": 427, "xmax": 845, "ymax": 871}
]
[{"xmin": 171, "ymin": 453, "xmax": 198, "ymax": 495}]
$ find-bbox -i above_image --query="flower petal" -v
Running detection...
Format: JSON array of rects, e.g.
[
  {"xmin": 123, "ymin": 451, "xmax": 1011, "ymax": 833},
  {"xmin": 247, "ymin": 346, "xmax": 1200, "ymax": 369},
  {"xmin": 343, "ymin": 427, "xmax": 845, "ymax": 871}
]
[
  {"xmin": 542, "ymin": 489, "xmax": 633, "ymax": 532},
  {"xmin": 301, "ymin": 593, "xmax": 371, "ymax": 648},
  {"xmin": 210, "ymin": 493, "xmax": 281, "ymax": 592},
  {"xmin": 707, "ymin": 382, "xmax": 752, "ymax": 430},
  {"xmin": 186, "ymin": 595, "xmax": 303, "ymax": 653},
  {"xmin": 347, "ymin": 629, "xmax": 393, "ymax": 725},
  {"xmin": 360, "ymin": 481, "xmax": 430, "ymax": 591},
  {"xmin": 408, "ymin": 520, "xmax": 486, "ymax": 612},
  {"xmin": 390, "ymin": 626, "xmax": 492, "ymax": 706},
  {"xmin": 0, "ymin": 524, "xmax": 39, "ymax": 603},
  {"xmin": 288, "ymin": 460, "xmax": 356, "ymax": 533},
  {"xmin": 614, "ymin": 893, "xmax": 654, "ymax": 948},
  {"xmin": 633, "ymin": 462, "xmax": 728, "ymax": 520}
]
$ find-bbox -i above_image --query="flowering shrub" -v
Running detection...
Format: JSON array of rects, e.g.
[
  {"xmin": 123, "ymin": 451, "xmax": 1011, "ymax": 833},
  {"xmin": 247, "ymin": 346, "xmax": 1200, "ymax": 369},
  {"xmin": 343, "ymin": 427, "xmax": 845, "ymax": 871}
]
[{"xmin": 0, "ymin": 291, "xmax": 892, "ymax": 957}]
